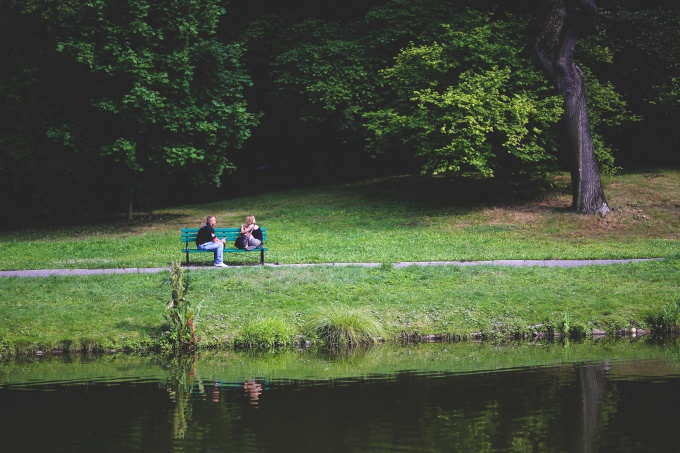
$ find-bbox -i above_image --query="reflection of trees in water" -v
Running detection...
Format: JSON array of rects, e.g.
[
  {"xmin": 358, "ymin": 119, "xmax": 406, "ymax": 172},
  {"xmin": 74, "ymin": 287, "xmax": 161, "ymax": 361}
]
[
  {"xmin": 420, "ymin": 360, "xmax": 614, "ymax": 451},
  {"xmin": 165, "ymin": 353, "xmax": 268, "ymax": 446},
  {"xmin": 577, "ymin": 363, "xmax": 609, "ymax": 453},
  {"xmin": 166, "ymin": 354, "xmax": 197, "ymax": 440},
  {"xmin": 155, "ymin": 348, "xmax": 659, "ymax": 451}
]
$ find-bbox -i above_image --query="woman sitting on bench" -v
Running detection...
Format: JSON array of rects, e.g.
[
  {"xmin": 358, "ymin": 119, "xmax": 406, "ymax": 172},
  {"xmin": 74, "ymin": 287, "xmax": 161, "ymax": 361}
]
[{"xmin": 240, "ymin": 215, "xmax": 262, "ymax": 251}]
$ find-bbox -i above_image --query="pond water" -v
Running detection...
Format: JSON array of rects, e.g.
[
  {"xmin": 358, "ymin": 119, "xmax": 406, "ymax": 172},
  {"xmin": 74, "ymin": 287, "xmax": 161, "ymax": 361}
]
[{"xmin": 2, "ymin": 339, "xmax": 680, "ymax": 452}]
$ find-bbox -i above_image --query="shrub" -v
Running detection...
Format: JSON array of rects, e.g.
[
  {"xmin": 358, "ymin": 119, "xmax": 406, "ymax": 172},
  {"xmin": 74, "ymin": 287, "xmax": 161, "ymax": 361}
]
[
  {"xmin": 306, "ymin": 306, "xmax": 386, "ymax": 349},
  {"xmin": 647, "ymin": 300, "xmax": 680, "ymax": 338},
  {"xmin": 234, "ymin": 318, "xmax": 296, "ymax": 349}
]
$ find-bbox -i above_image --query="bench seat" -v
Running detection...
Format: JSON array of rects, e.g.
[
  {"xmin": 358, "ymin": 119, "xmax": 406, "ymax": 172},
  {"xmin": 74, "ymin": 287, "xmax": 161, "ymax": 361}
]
[{"xmin": 181, "ymin": 227, "xmax": 268, "ymax": 265}]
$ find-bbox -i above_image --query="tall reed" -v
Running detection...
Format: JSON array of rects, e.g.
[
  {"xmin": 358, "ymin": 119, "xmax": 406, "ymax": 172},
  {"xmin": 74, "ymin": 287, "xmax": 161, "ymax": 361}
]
[{"xmin": 165, "ymin": 261, "xmax": 200, "ymax": 350}]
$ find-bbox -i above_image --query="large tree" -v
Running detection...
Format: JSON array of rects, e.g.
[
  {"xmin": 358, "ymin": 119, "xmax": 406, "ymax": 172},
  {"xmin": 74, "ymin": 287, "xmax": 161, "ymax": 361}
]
[
  {"xmin": 241, "ymin": 0, "xmax": 629, "ymax": 196},
  {"xmin": 535, "ymin": 0, "xmax": 610, "ymax": 216},
  {"xmin": 0, "ymin": 0, "xmax": 258, "ymax": 220},
  {"xmin": 362, "ymin": 9, "xmax": 564, "ymax": 184},
  {"xmin": 55, "ymin": 0, "xmax": 259, "ymax": 220}
]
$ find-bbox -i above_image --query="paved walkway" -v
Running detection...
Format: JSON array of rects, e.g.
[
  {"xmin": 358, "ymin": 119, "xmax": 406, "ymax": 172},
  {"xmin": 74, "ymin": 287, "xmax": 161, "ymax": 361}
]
[{"xmin": 0, "ymin": 259, "xmax": 660, "ymax": 277}]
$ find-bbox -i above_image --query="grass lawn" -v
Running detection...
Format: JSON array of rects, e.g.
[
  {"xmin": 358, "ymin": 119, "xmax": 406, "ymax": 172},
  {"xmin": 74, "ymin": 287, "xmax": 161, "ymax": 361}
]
[
  {"xmin": 0, "ymin": 168, "xmax": 678, "ymax": 354},
  {"xmin": 0, "ymin": 169, "xmax": 678, "ymax": 270},
  {"xmin": 1, "ymin": 259, "xmax": 678, "ymax": 353}
]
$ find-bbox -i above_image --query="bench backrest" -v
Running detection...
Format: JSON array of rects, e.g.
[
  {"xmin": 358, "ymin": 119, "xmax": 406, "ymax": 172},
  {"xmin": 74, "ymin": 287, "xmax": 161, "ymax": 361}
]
[{"xmin": 181, "ymin": 227, "xmax": 267, "ymax": 245}]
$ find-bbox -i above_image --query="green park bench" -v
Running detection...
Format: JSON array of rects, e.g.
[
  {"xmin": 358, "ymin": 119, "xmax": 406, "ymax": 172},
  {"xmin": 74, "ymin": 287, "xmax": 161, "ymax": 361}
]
[{"xmin": 181, "ymin": 227, "xmax": 268, "ymax": 266}]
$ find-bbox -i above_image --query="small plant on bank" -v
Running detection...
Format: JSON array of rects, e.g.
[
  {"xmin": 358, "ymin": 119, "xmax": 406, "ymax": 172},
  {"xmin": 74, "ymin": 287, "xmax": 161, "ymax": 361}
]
[
  {"xmin": 306, "ymin": 306, "xmax": 386, "ymax": 349},
  {"xmin": 562, "ymin": 308, "xmax": 587, "ymax": 340},
  {"xmin": 164, "ymin": 261, "xmax": 200, "ymax": 351},
  {"xmin": 233, "ymin": 317, "xmax": 296, "ymax": 349},
  {"xmin": 647, "ymin": 300, "xmax": 680, "ymax": 338},
  {"xmin": 563, "ymin": 309, "xmax": 572, "ymax": 334}
]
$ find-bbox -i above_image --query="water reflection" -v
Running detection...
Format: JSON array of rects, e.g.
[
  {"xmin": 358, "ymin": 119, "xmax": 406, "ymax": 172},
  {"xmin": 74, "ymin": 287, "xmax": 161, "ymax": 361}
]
[
  {"xmin": 2, "ymin": 339, "xmax": 680, "ymax": 452},
  {"xmin": 578, "ymin": 363, "xmax": 608, "ymax": 453},
  {"xmin": 166, "ymin": 354, "xmax": 196, "ymax": 440},
  {"xmin": 211, "ymin": 381, "xmax": 221, "ymax": 403},
  {"xmin": 243, "ymin": 380, "xmax": 263, "ymax": 407}
]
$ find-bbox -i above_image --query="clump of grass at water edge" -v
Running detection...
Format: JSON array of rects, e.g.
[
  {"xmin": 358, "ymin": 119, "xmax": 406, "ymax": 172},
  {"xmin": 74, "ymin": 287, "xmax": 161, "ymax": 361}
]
[
  {"xmin": 304, "ymin": 306, "xmax": 386, "ymax": 350},
  {"xmin": 647, "ymin": 300, "xmax": 680, "ymax": 338},
  {"xmin": 233, "ymin": 317, "xmax": 297, "ymax": 349}
]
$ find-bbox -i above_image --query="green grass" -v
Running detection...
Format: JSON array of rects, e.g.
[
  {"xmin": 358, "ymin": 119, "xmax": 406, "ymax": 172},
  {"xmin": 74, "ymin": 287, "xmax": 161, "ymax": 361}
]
[
  {"xmin": 0, "ymin": 168, "xmax": 678, "ymax": 354},
  {"xmin": 233, "ymin": 317, "xmax": 296, "ymax": 349},
  {"xmin": 305, "ymin": 306, "xmax": 386, "ymax": 348},
  {"xmin": 1, "ymin": 169, "xmax": 678, "ymax": 270},
  {"xmin": 1, "ymin": 258, "xmax": 678, "ymax": 354}
]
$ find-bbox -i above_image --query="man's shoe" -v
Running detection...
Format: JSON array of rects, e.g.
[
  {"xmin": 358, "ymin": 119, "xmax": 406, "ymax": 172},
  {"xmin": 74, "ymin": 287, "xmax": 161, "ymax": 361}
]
[{"xmin": 214, "ymin": 262, "xmax": 228, "ymax": 268}]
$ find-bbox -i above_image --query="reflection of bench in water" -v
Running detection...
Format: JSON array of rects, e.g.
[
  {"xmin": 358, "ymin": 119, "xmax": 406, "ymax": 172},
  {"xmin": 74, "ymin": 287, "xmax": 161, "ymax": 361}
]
[{"xmin": 192, "ymin": 379, "xmax": 270, "ymax": 402}]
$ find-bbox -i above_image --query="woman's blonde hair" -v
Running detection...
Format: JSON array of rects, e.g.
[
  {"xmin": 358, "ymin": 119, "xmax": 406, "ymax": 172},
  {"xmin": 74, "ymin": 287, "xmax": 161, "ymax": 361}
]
[{"xmin": 246, "ymin": 215, "xmax": 256, "ymax": 225}]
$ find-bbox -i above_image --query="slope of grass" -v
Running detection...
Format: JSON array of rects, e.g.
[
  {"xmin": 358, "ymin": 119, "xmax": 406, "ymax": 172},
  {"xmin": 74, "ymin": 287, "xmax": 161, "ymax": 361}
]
[
  {"xmin": 0, "ymin": 169, "xmax": 678, "ymax": 271},
  {"xmin": 0, "ymin": 168, "xmax": 678, "ymax": 354}
]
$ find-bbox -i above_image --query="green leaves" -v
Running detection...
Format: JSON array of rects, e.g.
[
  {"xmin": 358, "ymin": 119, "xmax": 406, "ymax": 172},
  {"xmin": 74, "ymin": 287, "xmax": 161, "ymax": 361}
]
[
  {"xmin": 51, "ymin": 0, "xmax": 258, "ymax": 194},
  {"xmin": 102, "ymin": 138, "xmax": 142, "ymax": 172},
  {"xmin": 365, "ymin": 12, "xmax": 563, "ymax": 180},
  {"xmin": 252, "ymin": 3, "xmax": 571, "ymax": 183}
]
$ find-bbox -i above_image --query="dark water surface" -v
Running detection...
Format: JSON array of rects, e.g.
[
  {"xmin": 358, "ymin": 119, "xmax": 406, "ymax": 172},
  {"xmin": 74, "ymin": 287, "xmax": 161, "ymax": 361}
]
[{"xmin": 2, "ymin": 340, "xmax": 680, "ymax": 452}]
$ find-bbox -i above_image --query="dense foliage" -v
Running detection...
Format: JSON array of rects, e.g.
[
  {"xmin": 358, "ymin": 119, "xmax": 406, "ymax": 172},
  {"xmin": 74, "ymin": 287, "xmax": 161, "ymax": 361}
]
[
  {"xmin": 595, "ymin": 0, "xmax": 680, "ymax": 165},
  {"xmin": 0, "ymin": 0, "xmax": 677, "ymax": 219},
  {"xmin": 0, "ymin": 0, "xmax": 258, "ymax": 219},
  {"xmin": 363, "ymin": 11, "xmax": 563, "ymax": 181},
  {"xmin": 241, "ymin": 0, "xmax": 635, "ymax": 188}
]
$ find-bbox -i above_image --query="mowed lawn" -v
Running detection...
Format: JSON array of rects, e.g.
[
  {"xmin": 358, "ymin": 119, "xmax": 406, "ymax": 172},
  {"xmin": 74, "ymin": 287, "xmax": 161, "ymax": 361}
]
[
  {"xmin": 0, "ymin": 169, "xmax": 678, "ymax": 352},
  {"xmin": 0, "ymin": 169, "xmax": 678, "ymax": 270}
]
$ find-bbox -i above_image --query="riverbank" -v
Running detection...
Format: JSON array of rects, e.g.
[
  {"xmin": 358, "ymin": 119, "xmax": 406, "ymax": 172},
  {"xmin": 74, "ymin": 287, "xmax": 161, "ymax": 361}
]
[
  {"xmin": 1, "ymin": 169, "xmax": 678, "ymax": 356},
  {"xmin": 1, "ymin": 257, "xmax": 678, "ymax": 357}
]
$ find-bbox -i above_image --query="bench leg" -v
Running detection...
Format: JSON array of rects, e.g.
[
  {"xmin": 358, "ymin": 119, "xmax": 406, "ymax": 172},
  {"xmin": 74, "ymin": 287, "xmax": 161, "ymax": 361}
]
[
  {"xmin": 260, "ymin": 249, "xmax": 265, "ymax": 265},
  {"xmin": 186, "ymin": 251, "xmax": 190, "ymax": 266}
]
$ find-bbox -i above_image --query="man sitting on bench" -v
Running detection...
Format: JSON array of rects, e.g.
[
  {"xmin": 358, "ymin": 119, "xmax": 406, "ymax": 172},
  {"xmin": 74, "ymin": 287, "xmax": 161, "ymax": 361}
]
[{"xmin": 196, "ymin": 216, "xmax": 228, "ymax": 268}]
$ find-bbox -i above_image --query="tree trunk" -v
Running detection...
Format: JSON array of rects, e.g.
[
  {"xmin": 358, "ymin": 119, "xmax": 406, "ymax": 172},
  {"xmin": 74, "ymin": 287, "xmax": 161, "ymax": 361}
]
[
  {"xmin": 126, "ymin": 191, "xmax": 134, "ymax": 223},
  {"xmin": 535, "ymin": 0, "xmax": 610, "ymax": 216}
]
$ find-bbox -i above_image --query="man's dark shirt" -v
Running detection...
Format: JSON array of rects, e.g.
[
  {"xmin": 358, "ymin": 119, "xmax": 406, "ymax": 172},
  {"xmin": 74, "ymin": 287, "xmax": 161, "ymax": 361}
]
[{"xmin": 196, "ymin": 223, "xmax": 216, "ymax": 246}]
